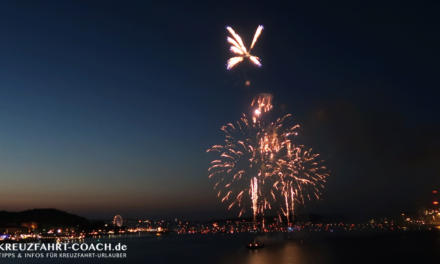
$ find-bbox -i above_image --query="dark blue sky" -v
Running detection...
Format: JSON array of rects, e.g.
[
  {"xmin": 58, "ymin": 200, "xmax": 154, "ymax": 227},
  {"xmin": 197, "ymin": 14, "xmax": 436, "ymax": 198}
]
[{"xmin": 0, "ymin": 1, "xmax": 439, "ymax": 220}]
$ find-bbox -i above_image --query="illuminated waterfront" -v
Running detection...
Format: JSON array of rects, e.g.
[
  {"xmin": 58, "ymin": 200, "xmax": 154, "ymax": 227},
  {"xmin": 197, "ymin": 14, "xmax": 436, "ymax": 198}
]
[{"xmin": 1, "ymin": 216, "xmax": 437, "ymax": 242}]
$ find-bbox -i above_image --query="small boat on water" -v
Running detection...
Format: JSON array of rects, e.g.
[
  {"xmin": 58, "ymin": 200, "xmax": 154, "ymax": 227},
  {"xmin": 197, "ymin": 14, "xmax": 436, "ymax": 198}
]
[{"xmin": 246, "ymin": 239, "xmax": 264, "ymax": 250}]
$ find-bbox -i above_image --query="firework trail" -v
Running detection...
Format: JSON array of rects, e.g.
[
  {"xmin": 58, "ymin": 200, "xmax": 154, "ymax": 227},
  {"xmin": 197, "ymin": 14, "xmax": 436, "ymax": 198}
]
[
  {"xmin": 226, "ymin": 57, "xmax": 244, "ymax": 70},
  {"xmin": 207, "ymin": 112, "xmax": 299, "ymax": 222},
  {"xmin": 250, "ymin": 25, "xmax": 264, "ymax": 50},
  {"xmin": 226, "ymin": 25, "xmax": 264, "ymax": 69}
]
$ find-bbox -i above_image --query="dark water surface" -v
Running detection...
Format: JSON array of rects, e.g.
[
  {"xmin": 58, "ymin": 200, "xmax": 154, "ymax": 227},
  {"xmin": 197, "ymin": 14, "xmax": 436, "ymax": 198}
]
[{"xmin": 2, "ymin": 231, "xmax": 440, "ymax": 263}]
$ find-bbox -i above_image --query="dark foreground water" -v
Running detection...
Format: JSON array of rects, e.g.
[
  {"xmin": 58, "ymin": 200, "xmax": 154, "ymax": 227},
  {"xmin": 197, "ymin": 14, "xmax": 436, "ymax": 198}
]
[{"xmin": 2, "ymin": 230, "xmax": 440, "ymax": 263}]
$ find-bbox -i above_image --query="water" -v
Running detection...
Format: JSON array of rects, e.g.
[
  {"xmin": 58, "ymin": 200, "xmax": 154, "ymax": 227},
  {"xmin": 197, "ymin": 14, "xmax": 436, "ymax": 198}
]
[{"xmin": 2, "ymin": 231, "xmax": 440, "ymax": 263}]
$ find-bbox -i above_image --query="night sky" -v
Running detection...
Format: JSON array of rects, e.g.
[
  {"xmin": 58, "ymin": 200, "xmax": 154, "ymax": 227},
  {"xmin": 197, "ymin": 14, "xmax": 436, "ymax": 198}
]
[{"xmin": 1, "ymin": 1, "xmax": 439, "ymax": 220}]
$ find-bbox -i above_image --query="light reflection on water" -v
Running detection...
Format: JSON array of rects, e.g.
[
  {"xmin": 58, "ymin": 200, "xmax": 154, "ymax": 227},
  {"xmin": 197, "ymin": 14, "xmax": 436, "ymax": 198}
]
[
  {"xmin": 241, "ymin": 243, "xmax": 309, "ymax": 264},
  {"xmin": 218, "ymin": 238, "xmax": 330, "ymax": 264},
  {"xmin": 2, "ymin": 231, "xmax": 440, "ymax": 263}
]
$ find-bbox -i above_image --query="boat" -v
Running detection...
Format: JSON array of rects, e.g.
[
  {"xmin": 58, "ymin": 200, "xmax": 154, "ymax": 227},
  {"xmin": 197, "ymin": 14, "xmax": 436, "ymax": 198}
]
[{"xmin": 246, "ymin": 239, "xmax": 264, "ymax": 249}]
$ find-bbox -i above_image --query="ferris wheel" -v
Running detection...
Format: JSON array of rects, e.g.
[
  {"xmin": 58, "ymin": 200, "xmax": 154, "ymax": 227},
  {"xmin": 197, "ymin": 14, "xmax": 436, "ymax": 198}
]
[{"xmin": 113, "ymin": 215, "xmax": 123, "ymax": 227}]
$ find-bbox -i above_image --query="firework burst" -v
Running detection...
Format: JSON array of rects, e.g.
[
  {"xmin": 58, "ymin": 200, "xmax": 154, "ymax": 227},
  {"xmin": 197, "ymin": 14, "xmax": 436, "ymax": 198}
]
[
  {"xmin": 272, "ymin": 146, "xmax": 329, "ymax": 223},
  {"xmin": 226, "ymin": 25, "xmax": 264, "ymax": 69},
  {"xmin": 207, "ymin": 113, "xmax": 299, "ymax": 222},
  {"xmin": 212, "ymin": 25, "xmax": 329, "ymax": 225},
  {"xmin": 207, "ymin": 109, "xmax": 328, "ymax": 223}
]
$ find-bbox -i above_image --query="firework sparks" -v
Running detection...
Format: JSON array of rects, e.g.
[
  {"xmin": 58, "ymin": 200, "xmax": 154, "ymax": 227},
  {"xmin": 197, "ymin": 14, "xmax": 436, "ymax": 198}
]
[
  {"xmin": 226, "ymin": 27, "xmax": 247, "ymax": 53},
  {"xmin": 208, "ymin": 108, "xmax": 328, "ymax": 224},
  {"xmin": 230, "ymin": 46, "xmax": 244, "ymax": 55},
  {"xmin": 226, "ymin": 25, "xmax": 264, "ymax": 69},
  {"xmin": 249, "ymin": 56, "xmax": 261, "ymax": 67},
  {"xmin": 272, "ymin": 145, "xmax": 329, "ymax": 223},
  {"xmin": 251, "ymin": 93, "xmax": 273, "ymax": 123},
  {"xmin": 250, "ymin": 25, "xmax": 264, "ymax": 50},
  {"xmin": 207, "ymin": 112, "xmax": 300, "ymax": 222},
  {"xmin": 251, "ymin": 177, "xmax": 258, "ymax": 222},
  {"xmin": 252, "ymin": 93, "xmax": 273, "ymax": 114},
  {"xmin": 214, "ymin": 24, "xmax": 328, "ymax": 224},
  {"xmin": 227, "ymin": 57, "xmax": 244, "ymax": 70},
  {"xmin": 207, "ymin": 114, "xmax": 268, "ymax": 220}
]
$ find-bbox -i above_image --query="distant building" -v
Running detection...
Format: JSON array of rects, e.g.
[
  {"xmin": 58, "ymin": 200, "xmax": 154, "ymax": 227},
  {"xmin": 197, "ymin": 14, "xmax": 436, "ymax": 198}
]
[
  {"xmin": 423, "ymin": 190, "xmax": 440, "ymax": 224},
  {"xmin": 21, "ymin": 222, "xmax": 38, "ymax": 230},
  {"xmin": 0, "ymin": 225, "xmax": 29, "ymax": 235},
  {"xmin": 433, "ymin": 190, "xmax": 438, "ymax": 208}
]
